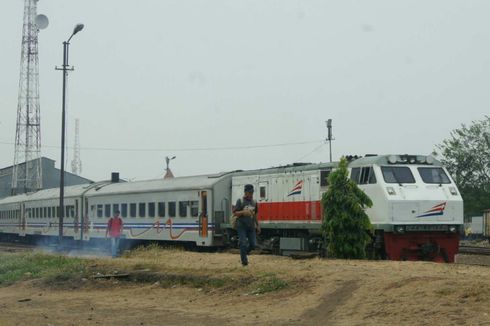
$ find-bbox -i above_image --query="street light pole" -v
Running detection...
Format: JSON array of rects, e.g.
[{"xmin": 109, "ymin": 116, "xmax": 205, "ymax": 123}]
[{"xmin": 56, "ymin": 24, "xmax": 84, "ymax": 246}]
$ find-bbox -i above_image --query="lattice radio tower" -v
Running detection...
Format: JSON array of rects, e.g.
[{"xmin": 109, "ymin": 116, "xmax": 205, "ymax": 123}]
[
  {"xmin": 71, "ymin": 119, "xmax": 82, "ymax": 175},
  {"xmin": 11, "ymin": 0, "xmax": 48, "ymax": 195}
]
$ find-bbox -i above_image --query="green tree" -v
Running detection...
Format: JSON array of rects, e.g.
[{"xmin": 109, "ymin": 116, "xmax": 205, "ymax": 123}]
[
  {"xmin": 321, "ymin": 157, "xmax": 373, "ymax": 259},
  {"xmin": 435, "ymin": 116, "xmax": 490, "ymax": 216}
]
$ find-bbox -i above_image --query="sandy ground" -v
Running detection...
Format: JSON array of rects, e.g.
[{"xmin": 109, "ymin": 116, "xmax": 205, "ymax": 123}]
[{"xmin": 1, "ymin": 250, "xmax": 490, "ymax": 326}]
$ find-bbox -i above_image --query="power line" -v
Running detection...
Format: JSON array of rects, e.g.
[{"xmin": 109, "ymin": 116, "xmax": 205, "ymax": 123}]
[
  {"xmin": 0, "ymin": 139, "xmax": 323, "ymax": 153},
  {"xmin": 294, "ymin": 142, "xmax": 326, "ymax": 162}
]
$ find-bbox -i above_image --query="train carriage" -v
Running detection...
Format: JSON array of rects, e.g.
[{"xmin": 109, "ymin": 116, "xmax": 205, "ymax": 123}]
[{"xmin": 81, "ymin": 173, "xmax": 233, "ymax": 247}]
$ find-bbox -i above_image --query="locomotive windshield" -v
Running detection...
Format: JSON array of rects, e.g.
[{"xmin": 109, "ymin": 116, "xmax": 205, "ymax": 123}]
[
  {"xmin": 417, "ymin": 167, "xmax": 451, "ymax": 184},
  {"xmin": 381, "ymin": 166, "xmax": 415, "ymax": 184}
]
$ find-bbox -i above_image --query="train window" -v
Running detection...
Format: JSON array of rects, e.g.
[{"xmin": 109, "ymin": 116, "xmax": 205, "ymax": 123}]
[
  {"xmin": 53, "ymin": 207, "xmax": 57, "ymax": 218},
  {"xmin": 360, "ymin": 168, "xmax": 369, "ymax": 184},
  {"xmin": 40, "ymin": 207, "xmax": 44, "ymax": 218},
  {"xmin": 168, "ymin": 202, "xmax": 176, "ymax": 217},
  {"xmin": 130, "ymin": 203, "xmax": 137, "ymax": 218},
  {"xmin": 320, "ymin": 170, "xmax": 330, "ymax": 187},
  {"xmin": 113, "ymin": 204, "xmax": 120, "ymax": 215},
  {"xmin": 381, "ymin": 166, "xmax": 415, "ymax": 184},
  {"xmin": 148, "ymin": 202, "xmax": 155, "ymax": 217},
  {"xmin": 97, "ymin": 205, "xmax": 103, "ymax": 218},
  {"xmin": 139, "ymin": 203, "xmax": 146, "ymax": 218},
  {"xmin": 359, "ymin": 167, "xmax": 377, "ymax": 185},
  {"xmin": 67, "ymin": 206, "xmax": 75, "ymax": 218},
  {"xmin": 350, "ymin": 168, "xmax": 361, "ymax": 184},
  {"xmin": 47, "ymin": 207, "xmax": 51, "ymax": 218},
  {"xmin": 190, "ymin": 201, "xmax": 199, "ymax": 217},
  {"xmin": 104, "ymin": 204, "xmax": 111, "ymax": 218},
  {"xmin": 260, "ymin": 186, "xmax": 266, "ymax": 200},
  {"xmin": 44, "ymin": 207, "xmax": 48, "ymax": 218},
  {"xmin": 121, "ymin": 203, "xmax": 128, "ymax": 218},
  {"xmin": 158, "ymin": 202, "xmax": 165, "ymax": 217},
  {"xmin": 56, "ymin": 207, "xmax": 60, "ymax": 218},
  {"xmin": 417, "ymin": 167, "xmax": 451, "ymax": 184},
  {"xmin": 179, "ymin": 201, "xmax": 188, "ymax": 218}
]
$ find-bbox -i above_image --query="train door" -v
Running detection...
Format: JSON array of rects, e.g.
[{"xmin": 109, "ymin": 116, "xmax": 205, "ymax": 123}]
[
  {"xmin": 74, "ymin": 199, "xmax": 81, "ymax": 240},
  {"xmin": 258, "ymin": 181, "xmax": 269, "ymax": 221},
  {"xmin": 19, "ymin": 203, "xmax": 26, "ymax": 237},
  {"xmin": 83, "ymin": 198, "xmax": 90, "ymax": 241},
  {"xmin": 199, "ymin": 191, "xmax": 208, "ymax": 238}
]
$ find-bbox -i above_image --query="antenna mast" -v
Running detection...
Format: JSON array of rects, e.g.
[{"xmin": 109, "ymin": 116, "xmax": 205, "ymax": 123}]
[
  {"xmin": 71, "ymin": 119, "xmax": 82, "ymax": 175},
  {"xmin": 11, "ymin": 0, "xmax": 48, "ymax": 195}
]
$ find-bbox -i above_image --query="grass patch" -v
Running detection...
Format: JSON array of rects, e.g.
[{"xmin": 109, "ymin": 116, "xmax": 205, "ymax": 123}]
[
  {"xmin": 0, "ymin": 250, "xmax": 291, "ymax": 295},
  {"xmin": 0, "ymin": 252, "xmax": 87, "ymax": 287},
  {"xmin": 128, "ymin": 270, "xmax": 228, "ymax": 288},
  {"xmin": 250, "ymin": 272, "xmax": 289, "ymax": 295},
  {"xmin": 123, "ymin": 243, "xmax": 183, "ymax": 259},
  {"xmin": 435, "ymin": 287, "xmax": 456, "ymax": 296}
]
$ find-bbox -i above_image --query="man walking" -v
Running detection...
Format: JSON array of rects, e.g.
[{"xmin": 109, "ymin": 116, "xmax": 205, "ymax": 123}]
[
  {"xmin": 106, "ymin": 210, "xmax": 124, "ymax": 258},
  {"xmin": 233, "ymin": 184, "xmax": 260, "ymax": 266}
]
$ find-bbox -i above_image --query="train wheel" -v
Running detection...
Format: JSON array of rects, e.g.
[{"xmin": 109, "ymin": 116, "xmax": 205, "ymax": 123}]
[{"xmin": 440, "ymin": 248, "xmax": 449, "ymax": 263}]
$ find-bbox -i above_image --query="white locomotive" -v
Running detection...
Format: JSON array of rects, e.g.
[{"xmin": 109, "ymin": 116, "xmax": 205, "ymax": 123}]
[{"xmin": 0, "ymin": 154, "xmax": 463, "ymax": 262}]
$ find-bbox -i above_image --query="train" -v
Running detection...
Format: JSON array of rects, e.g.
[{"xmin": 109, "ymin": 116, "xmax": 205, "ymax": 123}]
[{"xmin": 0, "ymin": 154, "xmax": 464, "ymax": 262}]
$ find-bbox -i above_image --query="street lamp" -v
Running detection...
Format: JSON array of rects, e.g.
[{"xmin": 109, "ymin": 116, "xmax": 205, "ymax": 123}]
[
  {"xmin": 164, "ymin": 156, "xmax": 176, "ymax": 179},
  {"xmin": 56, "ymin": 23, "xmax": 84, "ymax": 246}
]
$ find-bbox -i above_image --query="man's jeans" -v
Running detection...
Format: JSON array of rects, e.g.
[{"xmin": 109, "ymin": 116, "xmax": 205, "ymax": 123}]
[
  {"xmin": 111, "ymin": 237, "xmax": 120, "ymax": 258},
  {"xmin": 237, "ymin": 224, "xmax": 256, "ymax": 265}
]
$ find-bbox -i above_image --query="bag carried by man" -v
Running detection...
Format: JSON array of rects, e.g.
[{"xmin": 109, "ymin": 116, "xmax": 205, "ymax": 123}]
[{"xmin": 230, "ymin": 198, "xmax": 257, "ymax": 230}]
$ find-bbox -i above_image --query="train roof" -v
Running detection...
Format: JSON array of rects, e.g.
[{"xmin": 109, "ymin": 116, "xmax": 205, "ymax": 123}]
[
  {"xmin": 347, "ymin": 154, "xmax": 443, "ymax": 167},
  {"xmin": 233, "ymin": 162, "xmax": 337, "ymax": 176},
  {"xmin": 233, "ymin": 154, "xmax": 442, "ymax": 176},
  {"xmin": 0, "ymin": 183, "xmax": 94, "ymax": 205},
  {"xmin": 85, "ymin": 173, "xmax": 233, "ymax": 197}
]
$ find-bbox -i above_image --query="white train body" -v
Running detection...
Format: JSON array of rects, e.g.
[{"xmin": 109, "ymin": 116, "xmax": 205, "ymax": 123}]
[{"xmin": 0, "ymin": 154, "xmax": 463, "ymax": 261}]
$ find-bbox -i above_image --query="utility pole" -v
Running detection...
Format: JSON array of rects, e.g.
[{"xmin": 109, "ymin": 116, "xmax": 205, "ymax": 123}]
[
  {"xmin": 55, "ymin": 23, "xmax": 84, "ymax": 246},
  {"xmin": 326, "ymin": 119, "xmax": 333, "ymax": 163}
]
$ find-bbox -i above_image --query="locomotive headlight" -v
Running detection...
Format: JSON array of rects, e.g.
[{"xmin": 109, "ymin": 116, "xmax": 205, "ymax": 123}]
[
  {"xmin": 395, "ymin": 225, "xmax": 405, "ymax": 234},
  {"xmin": 449, "ymin": 187, "xmax": 458, "ymax": 196},
  {"xmin": 426, "ymin": 155, "xmax": 435, "ymax": 165},
  {"xmin": 449, "ymin": 226, "xmax": 457, "ymax": 233},
  {"xmin": 386, "ymin": 187, "xmax": 396, "ymax": 195}
]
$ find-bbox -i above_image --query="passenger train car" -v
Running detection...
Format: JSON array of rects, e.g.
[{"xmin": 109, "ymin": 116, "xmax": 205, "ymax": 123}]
[{"xmin": 0, "ymin": 154, "xmax": 464, "ymax": 262}]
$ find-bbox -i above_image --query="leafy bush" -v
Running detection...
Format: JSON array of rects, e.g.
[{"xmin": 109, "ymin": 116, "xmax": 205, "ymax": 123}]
[{"xmin": 321, "ymin": 157, "xmax": 373, "ymax": 259}]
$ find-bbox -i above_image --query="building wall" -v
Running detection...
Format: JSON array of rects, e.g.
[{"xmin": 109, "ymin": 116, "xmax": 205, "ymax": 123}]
[{"xmin": 0, "ymin": 157, "xmax": 92, "ymax": 199}]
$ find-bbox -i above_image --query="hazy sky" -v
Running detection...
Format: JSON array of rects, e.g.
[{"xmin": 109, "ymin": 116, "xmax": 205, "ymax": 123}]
[{"xmin": 1, "ymin": 1, "xmax": 489, "ymax": 182}]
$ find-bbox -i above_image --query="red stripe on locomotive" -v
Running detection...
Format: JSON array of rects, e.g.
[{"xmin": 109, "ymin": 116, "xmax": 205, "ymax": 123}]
[{"xmin": 257, "ymin": 201, "xmax": 322, "ymax": 221}]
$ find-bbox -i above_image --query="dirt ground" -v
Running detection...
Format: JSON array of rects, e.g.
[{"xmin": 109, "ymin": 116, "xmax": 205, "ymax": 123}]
[{"xmin": 1, "ymin": 250, "xmax": 490, "ymax": 326}]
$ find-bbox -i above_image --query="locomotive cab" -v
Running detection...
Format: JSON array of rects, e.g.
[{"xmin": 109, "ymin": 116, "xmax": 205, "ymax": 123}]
[{"xmin": 350, "ymin": 155, "xmax": 464, "ymax": 262}]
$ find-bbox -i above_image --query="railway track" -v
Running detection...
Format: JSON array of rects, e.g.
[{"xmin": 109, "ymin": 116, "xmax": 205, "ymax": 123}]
[
  {"xmin": 0, "ymin": 242, "xmax": 35, "ymax": 253},
  {"xmin": 458, "ymin": 246, "xmax": 490, "ymax": 256}
]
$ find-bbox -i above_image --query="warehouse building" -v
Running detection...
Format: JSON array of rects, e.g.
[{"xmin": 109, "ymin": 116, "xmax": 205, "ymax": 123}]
[{"xmin": 0, "ymin": 157, "xmax": 92, "ymax": 199}]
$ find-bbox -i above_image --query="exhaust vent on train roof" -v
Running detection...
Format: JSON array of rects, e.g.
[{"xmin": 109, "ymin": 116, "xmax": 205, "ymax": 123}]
[
  {"xmin": 345, "ymin": 155, "xmax": 362, "ymax": 162},
  {"xmin": 111, "ymin": 172, "xmax": 120, "ymax": 183}
]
